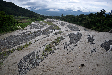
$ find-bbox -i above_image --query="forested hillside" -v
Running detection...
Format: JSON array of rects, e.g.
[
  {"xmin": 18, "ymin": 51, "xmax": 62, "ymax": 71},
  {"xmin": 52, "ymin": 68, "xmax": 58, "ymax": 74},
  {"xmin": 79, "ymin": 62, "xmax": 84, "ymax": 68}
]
[
  {"xmin": 0, "ymin": 0, "xmax": 52, "ymax": 20},
  {"xmin": 59, "ymin": 9, "xmax": 112, "ymax": 32},
  {"xmin": 0, "ymin": 0, "xmax": 51, "ymax": 33},
  {"xmin": 0, "ymin": 0, "xmax": 39, "ymax": 18}
]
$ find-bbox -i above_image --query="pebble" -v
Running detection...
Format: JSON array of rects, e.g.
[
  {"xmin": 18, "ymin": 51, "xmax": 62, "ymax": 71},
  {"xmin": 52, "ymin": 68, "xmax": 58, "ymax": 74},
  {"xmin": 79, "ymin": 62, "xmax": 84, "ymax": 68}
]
[
  {"xmin": 68, "ymin": 32, "xmax": 82, "ymax": 44},
  {"xmin": 60, "ymin": 22, "xmax": 66, "ymax": 26},
  {"xmin": 67, "ymin": 24, "xmax": 80, "ymax": 31},
  {"xmin": 87, "ymin": 35, "xmax": 95, "ymax": 44},
  {"xmin": 91, "ymin": 48, "xmax": 96, "ymax": 53}
]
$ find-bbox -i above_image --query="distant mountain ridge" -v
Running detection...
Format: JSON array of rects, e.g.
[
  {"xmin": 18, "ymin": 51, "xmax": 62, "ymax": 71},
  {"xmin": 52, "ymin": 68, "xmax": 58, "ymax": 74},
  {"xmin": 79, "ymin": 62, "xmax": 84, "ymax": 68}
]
[
  {"xmin": 0, "ymin": 0, "xmax": 41, "ymax": 18},
  {"xmin": 28, "ymin": 7, "xmax": 96, "ymax": 16},
  {"xmin": 0, "ymin": 0, "xmax": 111, "ymax": 17}
]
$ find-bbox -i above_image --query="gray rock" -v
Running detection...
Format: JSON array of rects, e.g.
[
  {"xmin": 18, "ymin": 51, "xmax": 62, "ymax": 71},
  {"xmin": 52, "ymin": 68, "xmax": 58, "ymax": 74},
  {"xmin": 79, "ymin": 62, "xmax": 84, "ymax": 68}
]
[
  {"xmin": 101, "ymin": 40, "xmax": 112, "ymax": 51},
  {"xmin": 68, "ymin": 32, "xmax": 82, "ymax": 44},
  {"xmin": 87, "ymin": 35, "xmax": 95, "ymax": 44},
  {"xmin": 17, "ymin": 51, "xmax": 42, "ymax": 75},
  {"xmin": 91, "ymin": 48, "xmax": 96, "ymax": 53},
  {"xmin": 67, "ymin": 24, "xmax": 80, "ymax": 31}
]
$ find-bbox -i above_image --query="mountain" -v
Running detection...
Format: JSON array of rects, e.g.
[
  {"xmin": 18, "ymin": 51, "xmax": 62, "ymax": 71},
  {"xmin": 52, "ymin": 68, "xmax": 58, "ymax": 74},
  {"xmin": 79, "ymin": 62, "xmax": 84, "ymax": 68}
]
[
  {"xmin": 28, "ymin": 7, "xmax": 96, "ymax": 16},
  {"xmin": 0, "ymin": 0, "xmax": 110, "ymax": 17},
  {"xmin": 0, "ymin": 0, "xmax": 41, "ymax": 18}
]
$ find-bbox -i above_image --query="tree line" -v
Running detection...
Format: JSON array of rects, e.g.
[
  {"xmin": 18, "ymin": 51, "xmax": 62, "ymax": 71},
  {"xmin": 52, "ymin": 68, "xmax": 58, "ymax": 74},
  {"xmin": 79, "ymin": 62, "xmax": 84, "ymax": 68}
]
[
  {"xmin": 0, "ymin": 0, "xmax": 112, "ymax": 33},
  {"xmin": 59, "ymin": 9, "xmax": 112, "ymax": 32},
  {"xmin": 0, "ymin": 0, "xmax": 112, "ymax": 32},
  {"xmin": 0, "ymin": 0, "xmax": 52, "ymax": 20},
  {"xmin": 0, "ymin": 11, "xmax": 18, "ymax": 33},
  {"xmin": 0, "ymin": 11, "xmax": 53, "ymax": 33}
]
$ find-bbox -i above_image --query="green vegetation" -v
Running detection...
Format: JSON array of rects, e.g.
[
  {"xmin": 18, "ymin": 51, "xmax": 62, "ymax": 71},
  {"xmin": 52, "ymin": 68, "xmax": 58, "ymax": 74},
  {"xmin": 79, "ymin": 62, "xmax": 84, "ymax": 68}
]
[
  {"xmin": 0, "ymin": 41, "xmax": 32, "ymax": 64},
  {"xmin": 53, "ymin": 25, "xmax": 60, "ymax": 30},
  {"xmin": 0, "ymin": 0, "xmax": 111, "ymax": 32},
  {"xmin": 15, "ymin": 22, "xmax": 32, "ymax": 29},
  {"xmin": 0, "ymin": 11, "xmax": 46, "ymax": 34},
  {"xmin": 0, "ymin": 0, "xmax": 54, "ymax": 23},
  {"xmin": 42, "ymin": 52, "xmax": 45, "ymax": 56},
  {"xmin": 54, "ymin": 31, "xmax": 62, "ymax": 35},
  {"xmin": 0, "ymin": 11, "xmax": 34, "ymax": 33},
  {"xmin": 17, "ymin": 46, "xmax": 23, "ymax": 51},
  {"xmin": 0, "ymin": 10, "xmax": 57, "ymax": 34},
  {"xmin": 43, "ymin": 21, "xmax": 61, "ymax": 30},
  {"xmin": 0, "ymin": 0, "xmax": 54, "ymax": 34},
  {"xmin": 59, "ymin": 9, "xmax": 112, "ymax": 32},
  {"xmin": 0, "ymin": 61, "xmax": 3, "ymax": 66},
  {"xmin": 0, "ymin": 41, "xmax": 31, "ymax": 66},
  {"xmin": 0, "ymin": 0, "xmax": 41, "ymax": 18},
  {"xmin": 42, "ymin": 36, "xmax": 64, "ymax": 57},
  {"xmin": 0, "ymin": 11, "xmax": 19, "ymax": 33},
  {"xmin": 51, "ymin": 37, "xmax": 62, "ymax": 45},
  {"xmin": 45, "ymin": 44, "xmax": 54, "ymax": 52},
  {"xmin": 24, "ymin": 43, "xmax": 28, "ymax": 48},
  {"xmin": 43, "ymin": 21, "xmax": 55, "ymax": 25},
  {"xmin": 59, "ymin": 31, "xmax": 62, "ymax": 33},
  {"xmin": 29, "ymin": 42, "xmax": 32, "ymax": 44},
  {"xmin": 42, "ymin": 44, "xmax": 54, "ymax": 56},
  {"xmin": 41, "ymin": 20, "xmax": 61, "ymax": 30}
]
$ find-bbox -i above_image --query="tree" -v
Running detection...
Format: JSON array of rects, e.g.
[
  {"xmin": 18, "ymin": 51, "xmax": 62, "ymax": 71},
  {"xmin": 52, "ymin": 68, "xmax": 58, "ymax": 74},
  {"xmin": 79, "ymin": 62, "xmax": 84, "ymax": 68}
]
[{"xmin": 0, "ymin": 11, "xmax": 17, "ymax": 32}]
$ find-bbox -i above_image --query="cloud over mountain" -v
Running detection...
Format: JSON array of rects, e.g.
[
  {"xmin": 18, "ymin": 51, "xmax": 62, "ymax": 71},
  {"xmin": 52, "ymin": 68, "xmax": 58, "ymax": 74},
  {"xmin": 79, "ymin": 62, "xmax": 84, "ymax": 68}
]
[{"xmin": 3, "ymin": 0, "xmax": 112, "ymax": 12}]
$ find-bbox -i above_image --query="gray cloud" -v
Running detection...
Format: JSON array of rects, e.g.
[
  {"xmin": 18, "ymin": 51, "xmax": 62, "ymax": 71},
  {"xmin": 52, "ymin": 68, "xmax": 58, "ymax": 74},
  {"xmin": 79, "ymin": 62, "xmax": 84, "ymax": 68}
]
[
  {"xmin": 94, "ymin": 0, "xmax": 111, "ymax": 2},
  {"xmin": 22, "ymin": 2, "xmax": 36, "ymax": 5},
  {"xmin": 3, "ymin": 0, "xmax": 112, "ymax": 12},
  {"xmin": 17, "ymin": 0, "xmax": 30, "ymax": 2}
]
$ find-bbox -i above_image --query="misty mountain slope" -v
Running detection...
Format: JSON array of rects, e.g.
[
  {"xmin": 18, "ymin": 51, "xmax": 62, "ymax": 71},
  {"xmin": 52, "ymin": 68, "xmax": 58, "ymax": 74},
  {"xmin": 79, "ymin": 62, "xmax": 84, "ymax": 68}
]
[
  {"xmin": 29, "ymin": 8, "xmax": 96, "ymax": 16},
  {"xmin": 0, "ymin": 0, "xmax": 40, "ymax": 17},
  {"xmin": 0, "ymin": 19, "xmax": 112, "ymax": 75}
]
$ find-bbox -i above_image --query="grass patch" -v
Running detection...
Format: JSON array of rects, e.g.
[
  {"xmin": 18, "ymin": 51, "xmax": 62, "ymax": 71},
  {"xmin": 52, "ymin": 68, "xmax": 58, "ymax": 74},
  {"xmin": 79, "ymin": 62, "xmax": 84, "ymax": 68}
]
[
  {"xmin": 3, "ymin": 52, "xmax": 7, "ymax": 56},
  {"xmin": 0, "ymin": 41, "xmax": 32, "ymax": 62},
  {"xmin": 39, "ymin": 20, "xmax": 61, "ymax": 30},
  {"xmin": 0, "ymin": 61, "xmax": 3, "ymax": 66},
  {"xmin": 15, "ymin": 20, "xmax": 32, "ymax": 29},
  {"xmin": 16, "ymin": 41, "xmax": 32, "ymax": 51},
  {"xmin": 17, "ymin": 46, "xmax": 23, "ymax": 51},
  {"xmin": 43, "ymin": 21, "xmax": 55, "ymax": 25},
  {"xmin": 53, "ymin": 25, "xmax": 60, "ymax": 30},
  {"xmin": 18, "ymin": 42, "xmax": 32, "ymax": 50},
  {"xmin": 42, "ymin": 52, "xmax": 45, "ymax": 56},
  {"xmin": 59, "ymin": 31, "xmax": 62, "ymax": 33},
  {"xmin": 29, "ymin": 42, "xmax": 32, "ymax": 44},
  {"xmin": 51, "ymin": 37, "xmax": 63, "ymax": 45},
  {"xmin": 42, "ymin": 36, "xmax": 64, "ymax": 57},
  {"xmin": 54, "ymin": 31, "xmax": 62, "ymax": 35},
  {"xmin": 45, "ymin": 44, "xmax": 53, "ymax": 52},
  {"xmin": 0, "ymin": 18, "xmax": 34, "ymax": 34}
]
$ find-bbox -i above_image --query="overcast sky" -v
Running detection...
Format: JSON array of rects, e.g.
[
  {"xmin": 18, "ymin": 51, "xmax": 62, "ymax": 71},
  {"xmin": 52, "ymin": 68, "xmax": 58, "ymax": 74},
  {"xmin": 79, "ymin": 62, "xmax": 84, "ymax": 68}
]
[{"xmin": 3, "ymin": 0, "xmax": 112, "ymax": 12}]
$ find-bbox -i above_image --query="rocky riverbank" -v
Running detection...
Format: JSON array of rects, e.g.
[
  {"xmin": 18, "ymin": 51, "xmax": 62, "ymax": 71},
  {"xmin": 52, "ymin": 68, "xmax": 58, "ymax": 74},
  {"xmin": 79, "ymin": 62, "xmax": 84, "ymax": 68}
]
[{"xmin": 0, "ymin": 19, "xmax": 112, "ymax": 75}]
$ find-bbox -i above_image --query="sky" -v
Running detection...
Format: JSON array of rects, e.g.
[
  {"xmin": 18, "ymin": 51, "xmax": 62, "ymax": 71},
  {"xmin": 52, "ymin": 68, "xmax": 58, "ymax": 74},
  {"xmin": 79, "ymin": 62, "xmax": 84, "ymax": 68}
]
[{"xmin": 3, "ymin": 0, "xmax": 112, "ymax": 12}]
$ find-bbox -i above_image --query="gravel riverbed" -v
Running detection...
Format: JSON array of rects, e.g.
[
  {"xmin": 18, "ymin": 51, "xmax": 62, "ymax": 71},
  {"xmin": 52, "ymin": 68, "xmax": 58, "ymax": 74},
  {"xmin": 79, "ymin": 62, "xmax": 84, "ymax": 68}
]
[{"xmin": 0, "ymin": 19, "xmax": 112, "ymax": 75}]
